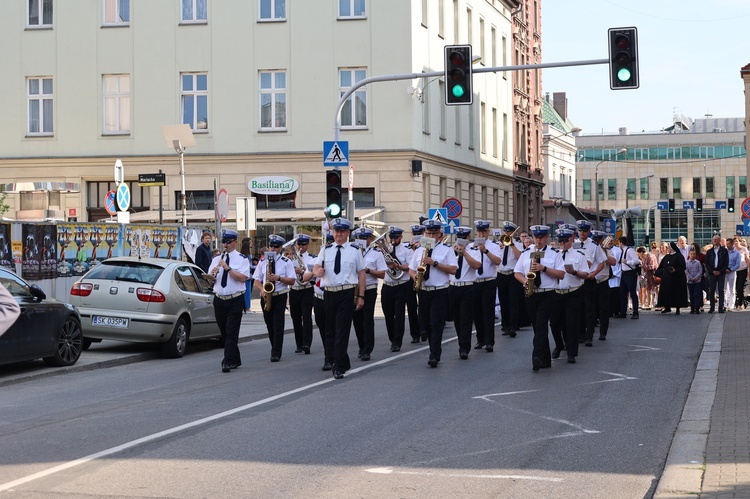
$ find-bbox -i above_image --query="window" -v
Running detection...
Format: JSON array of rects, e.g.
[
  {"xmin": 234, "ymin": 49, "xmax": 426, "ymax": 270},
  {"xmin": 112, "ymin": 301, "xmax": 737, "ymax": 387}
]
[
  {"xmin": 491, "ymin": 27, "xmax": 496, "ymax": 67},
  {"xmin": 659, "ymin": 177, "xmax": 668, "ymax": 197},
  {"xmin": 454, "ymin": 107, "xmax": 461, "ymax": 146},
  {"xmin": 626, "ymin": 178, "xmax": 635, "ymax": 201},
  {"xmin": 438, "ymin": 0, "xmax": 444, "ymax": 38},
  {"xmin": 468, "ymin": 103, "xmax": 475, "ymax": 150},
  {"xmin": 480, "ymin": 102, "xmax": 486, "ymax": 154},
  {"xmin": 640, "ymin": 177, "xmax": 649, "ymax": 200},
  {"xmin": 338, "ymin": 0, "xmax": 365, "ymax": 18},
  {"xmin": 597, "ymin": 179, "xmax": 603, "ymax": 200},
  {"xmin": 252, "ymin": 192, "xmax": 296, "ymax": 209},
  {"xmin": 181, "ymin": 73, "xmax": 208, "ymax": 131},
  {"xmin": 259, "ymin": 71, "xmax": 286, "ymax": 130},
  {"xmin": 607, "ymin": 179, "xmax": 616, "ymax": 200},
  {"xmin": 740, "ymin": 176, "xmax": 747, "ymax": 198},
  {"xmin": 693, "ymin": 210, "xmax": 720, "ymax": 247},
  {"xmin": 103, "ymin": 75, "xmax": 130, "ymax": 134},
  {"xmin": 502, "ymin": 113, "xmax": 507, "ymax": 160},
  {"xmin": 28, "ymin": 0, "xmax": 52, "ymax": 27},
  {"xmin": 339, "ymin": 68, "xmax": 366, "ymax": 128},
  {"xmin": 582, "ymin": 179, "xmax": 591, "ymax": 201},
  {"xmin": 176, "ymin": 190, "xmax": 213, "ymax": 210},
  {"xmin": 103, "ymin": 0, "xmax": 129, "ymax": 25},
  {"xmin": 181, "ymin": 0, "xmax": 207, "ymax": 22},
  {"xmin": 660, "ymin": 210, "xmax": 688, "ymax": 242},
  {"xmin": 27, "ymin": 77, "xmax": 53, "ymax": 135},
  {"xmin": 727, "ymin": 176, "xmax": 736, "ymax": 199},
  {"xmin": 706, "ymin": 177, "xmax": 715, "ymax": 198},
  {"xmin": 673, "ymin": 177, "xmax": 682, "ymax": 199},
  {"xmin": 492, "ymin": 107, "xmax": 497, "ymax": 158},
  {"xmin": 421, "ymin": 0, "xmax": 428, "ymax": 26},
  {"xmin": 693, "ymin": 177, "xmax": 702, "ymax": 198},
  {"xmin": 352, "ymin": 188, "xmax": 375, "ymax": 207},
  {"xmin": 478, "ymin": 18, "xmax": 485, "ymax": 65},
  {"xmin": 439, "ymin": 82, "xmax": 446, "ymax": 140},
  {"xmin": 502, "ymin": 35, "xmax": 507, "ymax": 78},
  {"xmin": 466, "ymin": 8, "xmax": 472, "ymax": 45},
  {"xmin": 87, "ymin": 180, "xmax": 149, "ymax": 220},
  {"xmin": 259, "ymin": 0, "xmax": 285, "ymax": 21},
  {"xmin": 422, "ymin": 79, "xmax": 430, "ymax": 135}
]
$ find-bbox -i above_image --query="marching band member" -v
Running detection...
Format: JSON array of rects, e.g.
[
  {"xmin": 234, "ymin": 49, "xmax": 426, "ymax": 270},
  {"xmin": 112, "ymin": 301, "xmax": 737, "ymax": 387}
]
[
  {"xmin": 514, "ymin": 225, "xmax": 559, "ymax": 372},
  {"xmin": 352, "ymin": 228, "xmax": 387, "ymax": 361},
  {"xmin": 472, "ymin": 220, "xmax": 502, "ymax": 352},
  {"xmin": 495, "ymin": 221, "xmax": 523, "ymax": 339},
  {"xmin": 409, "ymin": 220, "xmax": 457, "ymax": 368},
  {"xmin": 253, "ymin": 235, "xmax": 297, "ymax": 363},
  {"xmin": 407, "ymin": 224, "xmax": 426, "ymax": 343},
  {"xmin": 575, "ymin": 220, "xmax": 608, "ymax": 347},
  {"xmin": 289, "ymin": 234, "xmax": 315, "ymax": 355},
  {"xmin": 591, "ymin": 230, "xmax": 617, "ymax": 340},
  {"xmin": 450, "ymin": 227, "xmax": 481, "ymax": 359},
  {"xmin": 380, "ymin": 226, "xmax": 414, "ymax": 352},
  {"xmin": 313, "ymin": 232, "xmax": 334, "ymax": 370}
]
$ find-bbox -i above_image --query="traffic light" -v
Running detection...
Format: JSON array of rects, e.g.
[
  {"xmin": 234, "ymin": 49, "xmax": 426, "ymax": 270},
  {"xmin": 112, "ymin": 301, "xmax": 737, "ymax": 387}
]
[
  {"xmin": 728, "ymin": 198, "xmax": 735, "ymax": 213},
  {"xmin": 325, "ymin": 169, "xmax": 342, "ymax": 217},
  {"xmin": 608, "ymin": 27, "xmax": 639, "ymax": 90},
  {"xmin": 696, "ymin": 198, "xmax": 703, "ymax": 212},
  {"xmin": 444, "ymin": 45, "xmax": 473, "ymax": 105},
  {"xmin": 668, "ymin": 198, "xmax": 675, "ymax": 212}
]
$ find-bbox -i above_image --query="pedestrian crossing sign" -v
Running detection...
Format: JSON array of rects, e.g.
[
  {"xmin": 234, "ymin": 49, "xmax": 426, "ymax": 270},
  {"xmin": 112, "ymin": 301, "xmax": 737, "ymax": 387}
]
[
  {"xmin": 428, "ymin": 208, "xmax": 448, "ymax": 225},
  {"xmin": 323, "ymin": 140, "xmax": 349, "ymax": 167}
]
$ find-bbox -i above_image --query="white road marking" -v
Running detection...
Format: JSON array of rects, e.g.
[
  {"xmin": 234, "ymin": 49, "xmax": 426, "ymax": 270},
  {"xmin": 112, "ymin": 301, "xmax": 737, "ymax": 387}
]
[
  {"xmin": 627, "ymin": 344, "xmax": 661, "ymax": 352},
  {"xmin": 472, "ymin": 389, "xmax": 540, "ymax": 399},
  {"xmin": 582, "ymin": 371, "xmax": 638, "ymax": 385},
  {"xmin": 365, "ymin": 467, "xmax": 563, "ymax": 482}
]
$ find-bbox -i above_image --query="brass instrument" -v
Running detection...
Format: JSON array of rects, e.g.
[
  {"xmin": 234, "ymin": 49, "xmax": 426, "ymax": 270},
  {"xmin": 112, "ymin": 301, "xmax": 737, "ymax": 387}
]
[
  {"xmin": 600, "ymin": 236, "xmax": 614, "ymax": 249},
  {"xmin": 263, "ymin": 252, "xmax": 276, "ymax": 312},
  {"xmin": 501, "ymin": 227, "xmax": 520, "ymax": 247},
  {"xmin": 368, "ymin": 233, "xmax": 404, "ymax": 280},
  {"xmin": 283, "ymin": 237, "xmax": 307, "ymax": 284},
  {"xmin": 413, "ymin": 237, "xmax": 436, "ymax": 292},
  {"xmin": 524, "ymin": 251, "xmax": 544, "ymax": 298}
]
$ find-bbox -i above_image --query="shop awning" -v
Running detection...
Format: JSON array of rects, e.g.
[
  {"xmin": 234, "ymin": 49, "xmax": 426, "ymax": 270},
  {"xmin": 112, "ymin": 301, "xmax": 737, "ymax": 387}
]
[{"xmin": 124, "ymin": 207, "xmax": 384, "ymax": 224}]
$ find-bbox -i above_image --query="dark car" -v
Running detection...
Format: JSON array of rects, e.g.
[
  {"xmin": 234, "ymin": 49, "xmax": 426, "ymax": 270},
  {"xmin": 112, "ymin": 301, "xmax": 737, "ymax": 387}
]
[{"xmin": 0, "ymin": 268, "xmax": 83, "ymax": 367}]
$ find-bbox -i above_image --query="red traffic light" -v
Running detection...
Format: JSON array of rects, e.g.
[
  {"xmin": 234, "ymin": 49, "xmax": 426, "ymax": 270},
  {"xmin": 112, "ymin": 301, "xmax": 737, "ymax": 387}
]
[{"xmin": 615, "ymin": 35, "xmax": 630, "ymax": 50}]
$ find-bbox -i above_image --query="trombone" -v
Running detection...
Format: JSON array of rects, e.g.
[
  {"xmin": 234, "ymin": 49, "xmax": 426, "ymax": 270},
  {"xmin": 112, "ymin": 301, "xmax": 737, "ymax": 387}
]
[{"xmin": 501, "ymin": 227, "xmax": 520, "ymax": 247}]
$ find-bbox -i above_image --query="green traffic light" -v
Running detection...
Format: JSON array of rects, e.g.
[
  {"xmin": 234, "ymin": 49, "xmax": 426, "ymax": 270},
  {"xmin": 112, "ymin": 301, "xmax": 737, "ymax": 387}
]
[
  {"xmin": 327, "ymin": 203, "xmax": 341, "ymax": 217},
  {"xmin": 451, "ymin": 85, "xmax": 465, "ymax": 98},
  {"xmin": 617, "ymin": 68, "xmax": 631, "ymax": 82}
]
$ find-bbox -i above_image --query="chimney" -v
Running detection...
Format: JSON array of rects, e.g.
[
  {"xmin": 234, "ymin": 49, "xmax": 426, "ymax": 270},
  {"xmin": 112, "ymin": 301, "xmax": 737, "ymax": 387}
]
[{"xmin": 552, "ymin": 92, "xmax": 567, "ymax": 121}]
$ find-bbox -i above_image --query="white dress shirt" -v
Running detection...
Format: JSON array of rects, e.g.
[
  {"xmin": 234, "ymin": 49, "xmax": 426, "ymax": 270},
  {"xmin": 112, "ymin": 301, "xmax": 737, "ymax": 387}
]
[
  {"xmin": 315, "ymin": 242, "xmax": 365, "ymax": 287},
  {"xmin": 252, "ymin": 254, "xmax": 296, "ymax": 293},
  {"xmin": 209, "ymin": 249, "xmax": 251, "ymax": 295}
]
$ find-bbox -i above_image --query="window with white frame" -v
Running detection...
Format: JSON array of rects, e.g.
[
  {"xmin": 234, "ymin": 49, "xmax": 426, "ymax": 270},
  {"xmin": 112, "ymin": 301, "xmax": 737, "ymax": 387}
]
[
  {"xmin": 28, "ymin": 0, "xmax": 53, "ymax": 27},
  {"xmin": 340, "ymin": 68, "xmax": 367, "ymax": 128},
  {"xmin": 259, "ymin": 71, "xmax": 287, "ymax": 130},
  {"xmin": 27, "ymin": 77, "xmax": 53, "ymax": 135},
  {"xmin": 103, "ymin": 75, "xmax": 130, "ymax": 134},
  {"xmin": 181, "ymin": 0, "xmax": 207, "ymax": 23},
  {"xmin": 339, "ymin": 0, "xmax": 365, "ymax": 18},
  {"xmin": 259, "ymin": 0, "xmax": 285, "ymax": 21},
  {"xmin": 103, "ymin": 0, "xmax": 129, "ymax": 25},
  {"xmin": 181, "ymin": 73, "xmax": 208, "ymax": 131}
]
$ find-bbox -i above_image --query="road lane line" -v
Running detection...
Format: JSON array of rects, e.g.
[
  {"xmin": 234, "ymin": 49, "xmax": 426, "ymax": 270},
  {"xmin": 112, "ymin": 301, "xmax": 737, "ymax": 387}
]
[{"xmin": 365, "ymin": 467, "xmax": 563, "ymax": 482}]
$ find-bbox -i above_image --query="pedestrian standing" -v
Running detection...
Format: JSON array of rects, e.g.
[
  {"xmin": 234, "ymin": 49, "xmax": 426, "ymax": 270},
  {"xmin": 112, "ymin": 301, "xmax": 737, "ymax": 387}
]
[
  {"xmin": 686, "ymin": 249, "xmax": 704, "ymax": 313},
  {"xmin": 724, "ymin": 238, "xmax": 741, "ymax": 310},
  {"xmin": 195, "ymin": 231, "xmax": 213, "ymax": 273},
  {"xmin": 734, "ymin": 237, "xmax": 749, "ymax": 309},
  {"xmin": 705, "ymin": 235, "xmax": 729, "ymax": 313},
  {"xmin": 208, "ymin": 229, "xmax": 251, "ymax": 373},
  {"xmin": 312, "ymin": 218, "xmax": 366, "ymax": 380},
  {"xmin": 655, "ymin": 242, "xmax": 689, "ymax": 315}
]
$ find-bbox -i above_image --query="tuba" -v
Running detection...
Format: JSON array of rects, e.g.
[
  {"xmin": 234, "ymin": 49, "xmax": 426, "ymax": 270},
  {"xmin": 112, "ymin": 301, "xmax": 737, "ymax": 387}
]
[
  {"xmin": 501, "ymin": 227, "xmax": 520, "ymax": 247},
  {"xmin": 368, "ymin": 233, "xmax": 404, "ymax": 280},
  {"xmin": 263, "ymin": 252, "xmax": 276, "ymax": 312},
  {"xmin": 283, "ymin": 237, "xmax": 307, "ymax": 284},
  {"xmin": 413, "ymin": 237, "xmax": 435, "ymax": 292},
  {"xmin": 524, "ymin": 251, "xmax": 544, "ymax": 298}
]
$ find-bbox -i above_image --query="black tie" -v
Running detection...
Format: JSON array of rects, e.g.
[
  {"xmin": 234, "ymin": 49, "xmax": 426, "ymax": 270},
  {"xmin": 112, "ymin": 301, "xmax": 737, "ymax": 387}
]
[
  {"xmin": 424, "ymin": 249, "xmax": 431, "ymax": 281},
  {"xmin": 221, "ymin": 254, "xmax": 230, "ymax": 287},
  {"xmin": 477, "ymin": 251, "xmax": 484, "ymax": 275},
  {"xmin": 534, "ymin": 247, "xmax": 544, "ymax": 287},
  {"xmin": 334, "ymin": 245, "xmax": 342, "ymax": 274},
  {"xmin": 455, "ymin": 254, "xmax": 463, "ymax": 278},
  {"xmin": 502, "ymin": 245, "xmax": 509, "ymax": 266},
  {"xmin": 562, "ymin": 249, "xmax": 567, "ymax": 261}
]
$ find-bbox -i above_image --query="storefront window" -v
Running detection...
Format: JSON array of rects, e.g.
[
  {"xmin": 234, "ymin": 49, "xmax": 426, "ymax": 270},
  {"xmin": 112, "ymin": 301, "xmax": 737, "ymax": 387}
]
[{"xmin": 252, "ymin": 193, "xmax": 296, "ymax": 209}]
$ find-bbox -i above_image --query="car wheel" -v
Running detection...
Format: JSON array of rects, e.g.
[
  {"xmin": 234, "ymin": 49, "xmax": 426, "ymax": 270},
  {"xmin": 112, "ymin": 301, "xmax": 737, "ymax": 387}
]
[
  {"xmin": 43, "ymin": 316, "xmax": 83, "ymax": 367},
  {"xmin": 82, "ymin": 337, "xmax": 93, "ymax": 350},
  {"xmin": 162, "ymin": 317, "xmax": 190, "ymax": 358}
]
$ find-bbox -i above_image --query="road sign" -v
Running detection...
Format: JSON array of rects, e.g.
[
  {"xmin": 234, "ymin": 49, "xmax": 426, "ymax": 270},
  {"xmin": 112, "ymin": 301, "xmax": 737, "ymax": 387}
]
[
  {"xmin": 114, "ymin": 159, "xmax": 124, "ymax": 185},
  {"xmin": 138, "ymin": 173, "xmax": 166, "ymax": 186},
  {"xmin": 445, "ymin": 218, "xmax": 460, "ymax": 234},
  {"xmin": 656, "ymin": 201, "xmax": 668, "ymax": 210},
  {"xmin": 323, "ymin": 141, "xmax": 349, "ymax": 167},
  {"xmin": 682, "ymin": 201, "xmax": 694, "ymax": 210},
  {"xmin": 116, "ymin": 183, "xmax": 130, "ymax": 212},
  {"xmin": 715, "ymin": 201, "xmax": 727, "ymax": 210},
  {"xmin": 741, "ymin": 197, "xmax": 750, "ymax": 220},
  {"xmin": 217, "ymin": 188, "xmax": 229, "ymax": 223},
  {"xmin": 744, "ymin": 220, "xmax": 750, "ymax": 235},
  {"xmin": 428, "ymin": 208, "xmax": 448, "ymax": 225},
  {"xmin": 104, "ymin": 190, "xmax": 117, "ymax": 216},
  {"xmin": 555, "ymin": 220, "xmax": 565, "ymax": 227},
  {"xmin": 442, "ymin": 197, "xmax": 463, "ymax": 218},
  {"xmin": 603, "ymin": 218, "xmax": 616, "ymax": 235}
]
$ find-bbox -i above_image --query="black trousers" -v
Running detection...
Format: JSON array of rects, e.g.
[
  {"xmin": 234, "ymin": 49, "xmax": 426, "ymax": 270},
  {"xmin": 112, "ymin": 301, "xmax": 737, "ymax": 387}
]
[
  {"xmin": 581, "ymin": 279, "xmax": 598, "ymax": 341},
  {"xmin": 313, "ymin": 294, "xmax": 329, "ymax": 362},
  {"xmin": 214, "ymin": 294, "xmax": 244, "ymax": 366},
  {"xmin": 261, "ymin": 292, "xmax": 288, "ymax": 358},
  {"xmin": 596, "ymin": 280, "xmax": 611, "ymax": 336},
  {"xmin": 353, "ymin": 287, "xmax": 377, "ymax": 356},
  {"xmin": 619, "ymin": 271, "xmax": 639, "ymax": 315},
  {"xmin": 473, "ymin": 279, "xmax": 497, "ymax": 347},
  {"xmin": 736, "ymin": 268, "xmax": 747, "ymax": 307},
  {"xmin": 418, "ymin": 287, "xmax": 449, "ymax": 362},
  {"xmin": 381, "ymin": 281, "xmax": 409, "ymax": 347},
  {"xmin": 496, "ymin": 272, "xmax": 522, "ymax": 331},
  {"xmin": 450, "ymin": 284, "xmax": 474, "ymax": 354},
  {"xmin": 708, "ymin": 273, "xmax": 726, "ymax": 310},
  {"xmin": 289, "ymin": 287, "xmax": 314, "ymax": 350},
  {"xmin": 526, "ymin": 290, "xmax": 554, "ymax": 365},
  {"xmin": 324, "ymin": 287, "xmax": 355, "ymax": 373},
  {"xmin": 406, "ymin": 279, "xmax": 422, "ymax": 340},
  {"xmin": 551, "ymin": 290, "xmax": 582, "ymax": 358}
]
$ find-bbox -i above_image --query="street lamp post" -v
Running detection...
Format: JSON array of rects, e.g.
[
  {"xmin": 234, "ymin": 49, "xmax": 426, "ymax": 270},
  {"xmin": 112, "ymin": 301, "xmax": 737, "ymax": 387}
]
[{"xmin": 594, "ymin": 148, "xmax": 627, "ymax": 230}]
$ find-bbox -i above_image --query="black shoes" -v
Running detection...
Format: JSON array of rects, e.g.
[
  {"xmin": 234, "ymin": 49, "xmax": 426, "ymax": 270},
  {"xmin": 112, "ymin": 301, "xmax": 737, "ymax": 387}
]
[
  {"xmin": 294, "ymin": 348, "xmax": 303, "ymax": 353},
  {"xmin": 361, "ymin": 354, "xmax": 371, "ymax": 361},
  {"xmin": 675, "ymin": 309, "xmax": 680, "ymax": 315},
  {"xmin": 410, "ymin": 338, "xmax": 420, "ymax": 344},
  {"xmin": 332, "ymin": 371, "xmax": 344, "ymax": 379},
  {"xmin": 390, "ymin": 344, "xmax": 401, "ymax": 352},
  {"xmin": 485, "ymin": 345, "xmax": 494, "ymax": 352},
  {"xmin": 302, "ymin": 346, "xmax": 310, "ymax": 354},
  {"xmin": 322, "ymin": 362, "xmax": 332, "ymax": 371},
  {"xmin": 585, "ymin": 340, "xmax": 593, "ymax": 347},
  {"xmin": 599, "ymin": 334, "xmax": 606, "ymax": 340},
  {"xmin": 508, "ymin": 330, "xmax": 517, "ymax": 338},
  {"xmin": 459, "ymin": 352, "xmax": 468, "ymax": 360},
  {"xmin": 221, "ymin": 364, "xmax": 230, "ymax": 373},
  {"xmin": 427, "ymin": 359, "xmax": 438, "ymax": 368},
  {"xmin": 612, "ymin": 313, "xmax": 625, "ymax": 319},
  {"xmin": 270, "ymin": 356, "xmax": 280, "ymax": 362},
  {"xmin": 229, "ymin": 363, "xmax": 240, "ymax": 370},
  {"xmin": 631, "ymin": 313, "xmax": 639, "ymax": 319},
  {"xmin": 474, "ymin": 342, "xmax": 485, "ymax": 350},
  {"xmin": 532, "ymin": 356, "xmax": 543, "ymax": 372},
  {"xmin": 420, "ymin": 332, "xmax": 429, "ymax": 342},
  {"xmin": 551, "ymin": 348, "xmax": 561, "ymax": 359},
  {"xmin": 661, "ymin": 308, "xmax": 671, "ymax": 314},
  {"xmin": 708, "ymin": 308, "xmax": 715, "ymax": 313},
  {"xmin": 567, "ymin": 356, "xmax": 576, "ymax": 364},
  {"xmin": 719, "ymin": 308, "xmax": 726, "ymax": 313}
]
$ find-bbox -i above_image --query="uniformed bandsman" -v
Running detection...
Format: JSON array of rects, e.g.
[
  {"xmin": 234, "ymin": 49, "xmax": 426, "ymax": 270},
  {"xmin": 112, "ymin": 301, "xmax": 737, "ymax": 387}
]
[
  {"xmin": 253, "ymin": 234, "xmax": 297, "ymax": 362},
  {"xmin": 407, "ymin": 224, "xmax": 426, "ymax": 343},
  {"xmin": 289, "ymin": 234, "xmax": 315, "ymax": 355},
  {"xmin": 409, "ymin": 219, "xmax": 457, "ymax": 368},
  {"xmin": 575, "ymin": 220, "xmax": 608, "ymax": 347},
  {"xmin": 352, "ymin": 228, "xmax": 387, "ymax": 361},
  {"xmin": 472, "ymin": 220, "xmax": 502, "ymax": 351},
  {"xmin": 313, "ymin": 232, "xmax": 333, "ymax": 370},
  {"xmin": 312, "ymin": 219, "xmax": 366, "ymax": 379},
  {"xmin": 380, "ymin": 226, "xmax": 414, "ymax": 352},
  {"xmin": 450, "ymin": 227, "xmax": 481, "ymax": 359},
  {"xmin": 591, "ymin": 230, "xmax": 617, "ymax": 340},
  {"xmin": 496, "ymin": 221, "xmax": 524, "ymax": 339},
  {"xmin": 549, "ymin": 228, "xmax": 589, "ymax": 364},
  {"xmin": 514, "ymin": 225, "xmax": 559, "ymax": 372}
]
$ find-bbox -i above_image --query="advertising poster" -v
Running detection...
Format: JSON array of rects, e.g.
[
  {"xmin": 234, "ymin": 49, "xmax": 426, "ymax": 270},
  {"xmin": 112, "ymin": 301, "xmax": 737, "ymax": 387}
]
[
  {"xmin": 57, "ymin": 223, "xmax": 123, "ymax": 277},
  {"xmin": 22, "ymin": 224, "xmax": 55, "ymax": 280},
  {"xmin": 124, "ymin": 225, "xmax": 181, "ymax": 260},
  {"xmin": 0, "ymin": 223, "xmax": 13, "ymax": 271}
]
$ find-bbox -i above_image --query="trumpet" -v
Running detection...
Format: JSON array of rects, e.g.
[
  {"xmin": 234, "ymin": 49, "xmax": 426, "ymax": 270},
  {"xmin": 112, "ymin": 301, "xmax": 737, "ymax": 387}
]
[
  {"xmin": 414, "ymin": 237, "xmax": 436, "ymax": 292},
  {"xmin": 501, "ymin": 227, "xmax": 520, "ymax": 247},
  {"xmin": 283, "ymin": 237, "xmax": 307, "ymax": 284},
  {"xmin": 368, "ymin": 233, "xmax": 404, "ymax": 280},
  {"xmin": 263, "ymin": 253, "xmax": 276, "ymax": 312}
]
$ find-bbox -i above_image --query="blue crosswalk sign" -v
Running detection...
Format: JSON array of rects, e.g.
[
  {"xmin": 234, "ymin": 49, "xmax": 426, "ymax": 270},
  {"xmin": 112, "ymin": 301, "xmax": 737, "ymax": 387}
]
[{"xmin": 323, "ymin": 141, "xmax": 349, "ymax": 167}]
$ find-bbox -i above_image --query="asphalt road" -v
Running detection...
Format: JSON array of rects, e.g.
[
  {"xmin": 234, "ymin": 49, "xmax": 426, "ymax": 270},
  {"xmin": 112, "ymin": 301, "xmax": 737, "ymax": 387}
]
[{"xmin": 0, "ymin": 311, "xmax": 710, "ymax": 498}]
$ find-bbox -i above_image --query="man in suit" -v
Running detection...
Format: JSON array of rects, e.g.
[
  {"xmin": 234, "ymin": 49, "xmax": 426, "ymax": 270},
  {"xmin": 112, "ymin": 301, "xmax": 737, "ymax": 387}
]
[{"xmin": 705, "ymin": 234, "xmax": 729, "ymax": 313}]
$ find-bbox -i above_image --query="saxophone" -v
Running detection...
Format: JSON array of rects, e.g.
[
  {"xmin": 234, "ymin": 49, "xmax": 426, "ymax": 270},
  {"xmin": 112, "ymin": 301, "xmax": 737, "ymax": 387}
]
[
  {"xmin": 524, "ymin": 251, "xmax": 544, "ymax": 298},
  {"xmin": 263, "ymin": 253, "xmax": 276, "ymax": 312},
  {"xmin": 413, "ymin": 237, "xmax": 436, "ymax": 292}
]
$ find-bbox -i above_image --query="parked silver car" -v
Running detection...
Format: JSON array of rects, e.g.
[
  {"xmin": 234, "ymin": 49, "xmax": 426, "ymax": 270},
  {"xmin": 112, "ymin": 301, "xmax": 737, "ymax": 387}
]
[{"xmin": 70, "ymin": 257, "xmax": 220, "ymax": 358}]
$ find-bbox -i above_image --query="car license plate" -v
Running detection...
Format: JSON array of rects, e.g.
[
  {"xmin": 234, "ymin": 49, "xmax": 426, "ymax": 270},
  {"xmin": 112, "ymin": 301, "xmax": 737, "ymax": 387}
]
[{"xmin": 92, "ymin": 315, "xmax": 129, "ymax": 328}]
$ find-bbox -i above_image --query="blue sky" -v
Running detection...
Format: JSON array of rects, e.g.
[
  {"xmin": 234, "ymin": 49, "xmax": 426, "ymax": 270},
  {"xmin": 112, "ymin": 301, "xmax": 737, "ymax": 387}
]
[{"xmin": 541, "ymin": 0, "xmax": 750, "ymax": 134}]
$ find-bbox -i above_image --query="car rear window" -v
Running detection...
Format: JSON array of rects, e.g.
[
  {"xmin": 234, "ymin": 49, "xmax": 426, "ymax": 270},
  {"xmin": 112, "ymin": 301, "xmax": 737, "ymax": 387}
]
[{"xmin": 83, "ymin": 261, "xmax": 164, "ymax": 285}]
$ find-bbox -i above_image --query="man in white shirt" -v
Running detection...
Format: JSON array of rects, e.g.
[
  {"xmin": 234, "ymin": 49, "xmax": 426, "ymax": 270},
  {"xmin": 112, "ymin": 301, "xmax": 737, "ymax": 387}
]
[
  {"xmin": 575, "ymin": 220, "xmax": 608, "ymax": 345},
  {"xmin": 617, "ymin": 236, "xmax": 641, "ymax": 319},
  {"xmin": 208, "ymin": 229, "xmax": 251, "ymax": 373},
  {"xmin": 495, "ymin": 221, "xmax": 524, "ymax": 338},
  {"xmin": 450, "ymin": 226, "xmax": 481, "ymax": 359},
  {"xmin": 352, "ymin": 228, "xmax": 387, "ymax": 361},
  {"xmin": 380, "ymin": 226, "xmax": 414, "ymax": 351}
]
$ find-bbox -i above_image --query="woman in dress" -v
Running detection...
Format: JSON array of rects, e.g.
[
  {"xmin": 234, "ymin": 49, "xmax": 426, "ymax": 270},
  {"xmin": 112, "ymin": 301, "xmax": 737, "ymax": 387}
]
[
  {"xmin": 655, "ymin": 242, "xmax": 689, "ymax": 315},
  {"xmin": 639, "ymin": 245, "xmax": 658, "ymax": 310}
]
